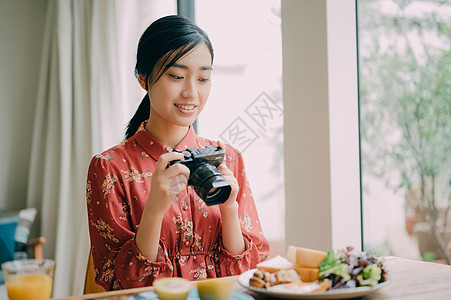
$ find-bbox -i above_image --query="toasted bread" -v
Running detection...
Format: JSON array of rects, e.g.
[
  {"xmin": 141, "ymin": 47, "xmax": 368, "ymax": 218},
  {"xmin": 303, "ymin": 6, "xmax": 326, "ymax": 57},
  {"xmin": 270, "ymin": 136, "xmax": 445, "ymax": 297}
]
[
  {"xmin": 286, "ymin": 245, "xmax": 327, "ymax": 268},
  {"xmin": 294, "ymin": 267, "xmax": 320, "ymax": 282}
]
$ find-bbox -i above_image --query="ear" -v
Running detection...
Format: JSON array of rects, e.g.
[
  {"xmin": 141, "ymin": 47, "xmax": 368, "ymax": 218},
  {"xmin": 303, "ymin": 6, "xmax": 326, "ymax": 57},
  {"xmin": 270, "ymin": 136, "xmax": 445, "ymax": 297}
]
[{"xmin": 137, "ymin": 74, "xmax": 148, "ymax": 90}]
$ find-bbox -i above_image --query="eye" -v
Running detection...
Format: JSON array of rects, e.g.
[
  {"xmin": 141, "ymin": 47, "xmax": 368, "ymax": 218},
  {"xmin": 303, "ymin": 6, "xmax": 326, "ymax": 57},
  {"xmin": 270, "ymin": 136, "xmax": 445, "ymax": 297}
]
[
  {"xmin": 199, "ymin": 78, "xmax": 210, "ymax": 83},
  {"xmin": 169, "ymin": 74, "xmax": 183, "ymax": 80}
]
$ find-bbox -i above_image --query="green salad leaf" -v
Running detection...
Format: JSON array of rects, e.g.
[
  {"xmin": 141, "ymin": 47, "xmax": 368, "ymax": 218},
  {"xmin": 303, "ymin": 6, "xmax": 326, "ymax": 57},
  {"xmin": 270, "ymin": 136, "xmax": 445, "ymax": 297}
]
[
  {"xmin": 319, "ymin": 249, "xmax": 339, "ymax": 272},
  {"xmin": 319, "ymin": 247, "xmax": 386, "ymax": 290},
  {"xmin": 356, "ymin": 264, "xmax": 382, "ymax": 287},
  {"xmin": 321, "ymin": 263, "xmax": 351, "ymax": 282}
]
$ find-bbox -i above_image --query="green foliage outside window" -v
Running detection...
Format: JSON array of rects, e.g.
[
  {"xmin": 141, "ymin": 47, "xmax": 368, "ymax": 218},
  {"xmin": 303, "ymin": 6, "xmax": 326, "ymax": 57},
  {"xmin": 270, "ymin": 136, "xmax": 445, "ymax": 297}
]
[{"xmin": 358, "ymin": 0, "xmax": 451, "ymax": 263}]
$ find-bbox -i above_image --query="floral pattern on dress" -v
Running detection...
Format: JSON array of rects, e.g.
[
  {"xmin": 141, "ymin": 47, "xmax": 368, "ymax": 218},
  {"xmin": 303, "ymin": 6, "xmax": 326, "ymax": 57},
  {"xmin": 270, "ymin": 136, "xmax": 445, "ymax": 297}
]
[
  {"xmin": 180, "ymin": 200, "xmax": 188, "ymax": 211},
  {"xmin": 100, "ymin": 259, "xmax": 115, "ymax": 283},
  {"xmin": 118, "ymin": 140, "xmax": 128, "ymax": 147},
  {"xmin": 189, "ymin": 262, "xmax": 208, "ymax": 280},
  {"xmin": 140, "ymin": 152, "xmax": 150, "ymax": 160},
  {"xmin": 173, "ymin": 215, "xmax": 193, "ymax": 246},
  {"xmin": 140, "ymin": 266, "xmax": 161, "ymax": 282},
  {"xmin": 240, "ymin": 214, "xmax": 252, "ymax": 232},
  {"xmin": 93, "ymin": 218, "xmax": 119, "ymax": 244},
  {"xmin": 196, "ymin": 198, "xmax": 208, "ymax": 217},
  {"xmin": 86, "ymin": 180, "xmax": 92, "ymax": 204},
  {"xmin": 122, "ymin": 166, "xmax": 152, "ymax": 183},
  {"xmin": 101, "ymin": 173, "xmax": 118, "ymax": 198},
  {"xmin": 172, "ymin": 215, "xmax": 204, "ymax": 252},
  {"xmin": 179, "ymin": 254, "xmax": 190, "ymax": 266},
  {"xmin": 96, "ymin": 154, "xmax": 114, "ymax": 161},
  {"xmin": 163, "ymin": 145, "xmax": 173, "ymax": 152},
  {"xmin": 112, "ymin": 279, "xmax": 121, "ymax": 290},
  {"xmin": 119, "ymin": 202, "xmax": 131, "ymax": 222},
  {"xmin": 191, "ymin": 231, "xmax": 203, "ymax": 252}
]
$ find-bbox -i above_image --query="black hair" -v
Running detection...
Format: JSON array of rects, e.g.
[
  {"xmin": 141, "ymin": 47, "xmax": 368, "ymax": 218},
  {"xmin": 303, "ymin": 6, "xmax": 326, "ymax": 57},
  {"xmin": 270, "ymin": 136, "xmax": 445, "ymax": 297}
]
[{"xmin": 125, "ymin": 15, "xmax": 214, "ymax": 139}]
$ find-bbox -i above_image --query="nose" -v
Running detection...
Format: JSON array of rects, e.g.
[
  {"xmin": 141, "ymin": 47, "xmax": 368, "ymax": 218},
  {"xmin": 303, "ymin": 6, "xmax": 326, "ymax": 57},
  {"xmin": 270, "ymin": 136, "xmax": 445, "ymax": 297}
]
[{"xmin": 181, "ymin": 78, "xmax": 197, "ymax": 99}]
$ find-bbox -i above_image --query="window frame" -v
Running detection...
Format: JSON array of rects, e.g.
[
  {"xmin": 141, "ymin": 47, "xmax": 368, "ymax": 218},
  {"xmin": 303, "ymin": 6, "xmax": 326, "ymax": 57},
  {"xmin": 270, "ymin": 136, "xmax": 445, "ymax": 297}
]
[{"xmin": 282, "ymin": 0, "xmax": 362, "ymax": 251}]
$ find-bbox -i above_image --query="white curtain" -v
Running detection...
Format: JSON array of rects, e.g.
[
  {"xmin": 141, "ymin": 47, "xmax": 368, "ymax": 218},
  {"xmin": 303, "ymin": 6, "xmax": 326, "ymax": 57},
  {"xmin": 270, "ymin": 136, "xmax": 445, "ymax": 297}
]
[{"xmin": 25, "ymin": 0, "xmax": 173, "ymax": 296}]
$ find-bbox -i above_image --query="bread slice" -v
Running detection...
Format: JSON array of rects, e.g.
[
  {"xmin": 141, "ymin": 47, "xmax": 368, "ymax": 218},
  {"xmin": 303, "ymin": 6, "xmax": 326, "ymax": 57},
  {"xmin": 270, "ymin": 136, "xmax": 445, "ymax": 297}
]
[
  {"xmin": 294, "ymin": 267, "xmax": 320, "ymax": 282},
  {"xmin": 286, "ymin": 245, "xmax": 327, "ymax": 269},
  {"xmin": 257, "ymin": 255, "xmax": 294, "ymax": 273}
]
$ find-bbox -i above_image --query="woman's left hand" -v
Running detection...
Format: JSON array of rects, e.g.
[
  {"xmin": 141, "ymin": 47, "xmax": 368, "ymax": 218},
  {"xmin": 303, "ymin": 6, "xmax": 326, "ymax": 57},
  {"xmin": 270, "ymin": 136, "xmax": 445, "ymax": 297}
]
[
  {"xmin": 217, "ymin": 141, "xmax": 239, "ymax": 212},
  {"xmin": 216, "ymin": 141, "xmax": 245, "ymax": 255}
]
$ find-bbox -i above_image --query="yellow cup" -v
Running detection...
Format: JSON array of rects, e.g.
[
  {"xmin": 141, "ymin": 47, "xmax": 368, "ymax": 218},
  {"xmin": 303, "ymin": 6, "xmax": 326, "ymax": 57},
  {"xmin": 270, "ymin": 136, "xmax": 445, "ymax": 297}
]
[
  {"xmin": 197, "ymin": 278, "xmax": 233, "ymax": 300},
  {"xmin": 153, "ymin": 277, "xmax": 192, "ymax": 300},
  {"xmin": 2, "ymin": 259, "xmax": 55, "ymax": 300}
]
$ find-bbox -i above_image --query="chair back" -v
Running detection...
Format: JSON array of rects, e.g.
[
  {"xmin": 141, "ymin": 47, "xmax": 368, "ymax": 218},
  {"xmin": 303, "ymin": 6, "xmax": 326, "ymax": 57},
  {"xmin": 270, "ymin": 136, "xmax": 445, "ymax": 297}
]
[{"xmin": 84, "ymin": 250, "xmax": 106, "ymax": 294}]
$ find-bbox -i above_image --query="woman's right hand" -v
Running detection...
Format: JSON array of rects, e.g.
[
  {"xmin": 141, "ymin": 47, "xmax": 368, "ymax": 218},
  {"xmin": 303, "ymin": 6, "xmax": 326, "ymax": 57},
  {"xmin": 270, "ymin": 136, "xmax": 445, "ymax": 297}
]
[
  {"xmin": 146, "ymin": 152, "xmax": 190, "ymax": 216},
  {"xmin": 137, "ymin": 152, "xmax": 190, "ymax": 261}
]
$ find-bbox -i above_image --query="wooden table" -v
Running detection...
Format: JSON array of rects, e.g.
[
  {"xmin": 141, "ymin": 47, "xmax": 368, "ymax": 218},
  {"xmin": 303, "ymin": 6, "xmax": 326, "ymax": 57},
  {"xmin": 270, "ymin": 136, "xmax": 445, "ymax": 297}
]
[
  {"xmin": 365, "ymin": 256, "xmax": 451, "ymax": 300},
  {"xmin": 55, "ymin": 256, "xmax": 451, "ymax": 300}
]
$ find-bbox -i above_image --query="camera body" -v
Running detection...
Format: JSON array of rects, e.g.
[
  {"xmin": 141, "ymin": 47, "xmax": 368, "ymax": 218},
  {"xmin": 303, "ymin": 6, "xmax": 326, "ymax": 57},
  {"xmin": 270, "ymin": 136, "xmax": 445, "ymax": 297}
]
[{"xmin": 168, "ymin": 145, "xmax": 231, "ymax": 206}]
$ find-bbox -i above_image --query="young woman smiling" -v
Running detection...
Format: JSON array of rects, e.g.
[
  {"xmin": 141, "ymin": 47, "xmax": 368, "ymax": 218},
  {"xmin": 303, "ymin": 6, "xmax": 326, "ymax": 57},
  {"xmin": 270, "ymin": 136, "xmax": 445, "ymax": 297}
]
[{"xmin": 86, "ymin": 15, "xmax": 269, "ymax": 291}]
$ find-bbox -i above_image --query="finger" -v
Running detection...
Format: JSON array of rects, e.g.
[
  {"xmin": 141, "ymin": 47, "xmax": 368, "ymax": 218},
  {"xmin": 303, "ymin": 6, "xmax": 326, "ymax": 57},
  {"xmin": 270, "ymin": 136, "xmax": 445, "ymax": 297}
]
[
  {"xmin": 168, "ymin": 183, "xmax": 187, "ymax": 198},
  {"xmin": 169, "ymin": 180, "xmax": 187, "ymax": 192},
  {"xmin": 156, "ymin": 152, "xmax": 185, "ymax": 172},
  {"xmin": 218, "ymin": 163, "xmax": 233, "ymax": 176},
  {"xmin": 217, "ymin": 140, "xmax": 227, "ymax": 151},
  {"xmin": 217, "ymin": 164, "xmax": 238, "ymax": 188},
  {"xmin": 166, "ymin": 163, "xmax": 190, "ymax": 181},
  {"xmin": 217, "ymin": 140, "xmax": 232, "ymax": 168},
  {"xmin": 172, "ymin": 173, "xmax": 188, "ymax": 186},
  {"xmin": 168, "ymin": 175, "xmax": 188, "ymax": 198}
]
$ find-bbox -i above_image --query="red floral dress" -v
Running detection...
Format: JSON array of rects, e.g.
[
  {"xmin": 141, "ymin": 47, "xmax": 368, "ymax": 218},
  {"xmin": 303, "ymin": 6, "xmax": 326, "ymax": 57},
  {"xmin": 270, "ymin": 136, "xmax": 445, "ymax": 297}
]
[{"xmin": 86, "ymin": 122, "xmax": 269, "ymax": 290}]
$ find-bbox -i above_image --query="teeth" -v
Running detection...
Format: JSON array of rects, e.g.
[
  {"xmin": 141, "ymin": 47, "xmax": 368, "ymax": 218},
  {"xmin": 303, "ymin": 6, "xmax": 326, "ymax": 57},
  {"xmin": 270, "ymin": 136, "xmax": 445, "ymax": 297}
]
[{"xmin": 175, "ymin": 104, "xmax": 195, "ymax": 110}]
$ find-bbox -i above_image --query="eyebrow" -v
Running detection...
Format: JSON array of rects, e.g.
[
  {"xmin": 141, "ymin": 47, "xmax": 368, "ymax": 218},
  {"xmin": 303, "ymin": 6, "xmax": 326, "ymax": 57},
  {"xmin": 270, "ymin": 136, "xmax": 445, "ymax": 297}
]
[{"xmin": 172, "ymin": 63, "xmax": 213, "ymax": 71}]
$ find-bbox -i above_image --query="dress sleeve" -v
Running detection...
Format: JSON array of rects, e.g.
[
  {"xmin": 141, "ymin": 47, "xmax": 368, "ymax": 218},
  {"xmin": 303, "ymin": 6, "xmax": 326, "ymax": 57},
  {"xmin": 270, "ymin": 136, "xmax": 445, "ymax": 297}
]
[
  {"xmin": 218, "ymin": 146, "xmax": 270, "ymax": 276},
  {"xmin": 86, "ymin": 156, "xmax": 173, "ymax": 290}
]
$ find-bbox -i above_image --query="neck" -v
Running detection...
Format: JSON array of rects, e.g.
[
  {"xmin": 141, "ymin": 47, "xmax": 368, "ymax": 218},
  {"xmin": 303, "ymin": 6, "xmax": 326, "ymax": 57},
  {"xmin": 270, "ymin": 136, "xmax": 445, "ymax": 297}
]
[{"xmin": 145, "ymin": 120, "xmax": 189, "ymax": 149}]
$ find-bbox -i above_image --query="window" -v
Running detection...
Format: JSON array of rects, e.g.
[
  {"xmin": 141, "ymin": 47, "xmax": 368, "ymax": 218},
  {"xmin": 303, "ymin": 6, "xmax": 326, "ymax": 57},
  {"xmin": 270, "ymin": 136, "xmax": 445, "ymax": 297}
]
[
  {"xmin": 195, "ymin": 0, "xmax": 285, "ymax": 256},
  {"xmin": 358, "ymin": 0, "xmax": 451, "ymax": 263}
]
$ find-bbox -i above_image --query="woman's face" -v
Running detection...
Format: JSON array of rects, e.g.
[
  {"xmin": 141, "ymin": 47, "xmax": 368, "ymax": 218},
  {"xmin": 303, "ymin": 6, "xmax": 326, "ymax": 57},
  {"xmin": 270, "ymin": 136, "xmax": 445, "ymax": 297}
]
[{"xmin": 147, "ymin": 43, "xmax": 212, "ymax": 129}]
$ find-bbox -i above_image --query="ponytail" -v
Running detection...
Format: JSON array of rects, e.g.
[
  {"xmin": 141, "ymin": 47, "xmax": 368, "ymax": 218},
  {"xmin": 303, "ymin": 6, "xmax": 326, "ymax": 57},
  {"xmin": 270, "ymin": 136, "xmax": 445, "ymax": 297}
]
[{"xmin": 125, "ymin": 94, "xmax": 150, "ymax": 139}]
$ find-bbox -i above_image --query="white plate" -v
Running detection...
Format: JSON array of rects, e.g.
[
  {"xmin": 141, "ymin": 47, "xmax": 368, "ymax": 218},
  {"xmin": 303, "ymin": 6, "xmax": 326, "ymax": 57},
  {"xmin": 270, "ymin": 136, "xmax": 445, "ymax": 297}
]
[{"xmin": 237, "ymin": 269, "xmax": 389, "ymax": 299}]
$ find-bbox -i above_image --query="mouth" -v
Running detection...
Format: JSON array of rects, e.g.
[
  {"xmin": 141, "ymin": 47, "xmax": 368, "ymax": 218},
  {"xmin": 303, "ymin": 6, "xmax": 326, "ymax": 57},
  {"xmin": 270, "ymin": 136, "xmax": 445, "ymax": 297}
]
[{"xmin": 174, "ymin": 103, "xmax": 197, "ymax": 112}]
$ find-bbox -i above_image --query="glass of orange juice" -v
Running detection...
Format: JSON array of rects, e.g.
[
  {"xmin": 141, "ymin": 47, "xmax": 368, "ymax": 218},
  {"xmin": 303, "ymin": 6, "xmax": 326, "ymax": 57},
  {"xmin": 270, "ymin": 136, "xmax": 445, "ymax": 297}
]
[{"xmin": 2, "ymin": 259, "xmax": 55, "ymax": 300}]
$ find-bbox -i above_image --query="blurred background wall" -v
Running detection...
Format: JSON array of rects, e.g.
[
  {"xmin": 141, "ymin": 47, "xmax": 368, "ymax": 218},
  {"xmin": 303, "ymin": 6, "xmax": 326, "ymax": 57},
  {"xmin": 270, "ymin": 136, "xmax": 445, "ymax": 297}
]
[{"xmin": 0, "ymin": 0, "xmax": 48, "ymax": 211}]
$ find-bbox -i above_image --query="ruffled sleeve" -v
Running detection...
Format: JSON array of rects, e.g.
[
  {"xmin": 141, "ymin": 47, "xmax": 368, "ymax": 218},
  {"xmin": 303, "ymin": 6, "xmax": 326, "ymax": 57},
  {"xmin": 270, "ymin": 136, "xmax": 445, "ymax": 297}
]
[
  {"xmin": 86, "ymin": 155, "xmax": 173, "ymax": 290},
  {"xmin": 218, "ymin": 146, "xmax": 270, "ymax": 276}
]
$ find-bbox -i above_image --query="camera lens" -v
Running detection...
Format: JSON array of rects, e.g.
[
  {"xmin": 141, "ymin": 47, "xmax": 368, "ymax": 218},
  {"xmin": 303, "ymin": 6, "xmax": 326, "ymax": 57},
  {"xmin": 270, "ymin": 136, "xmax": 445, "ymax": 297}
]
[
  {"xmin": 204, "ymin": 179, "xmax": 231, "ymax": 204},
  {"xmin": 207, "ymin": 188, "xmax": 219, "ymax": 198},
  {"xmin": 189, "ymin": 164, "xmax": 231, "ymax": 206}
]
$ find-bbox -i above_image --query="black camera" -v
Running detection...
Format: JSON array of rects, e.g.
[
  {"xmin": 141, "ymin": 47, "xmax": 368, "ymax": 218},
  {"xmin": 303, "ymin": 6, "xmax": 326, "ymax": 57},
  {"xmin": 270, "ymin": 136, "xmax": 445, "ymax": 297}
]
[{"xmin": 167, "ymin": 145, "xmax": 231, "ymax": 206}]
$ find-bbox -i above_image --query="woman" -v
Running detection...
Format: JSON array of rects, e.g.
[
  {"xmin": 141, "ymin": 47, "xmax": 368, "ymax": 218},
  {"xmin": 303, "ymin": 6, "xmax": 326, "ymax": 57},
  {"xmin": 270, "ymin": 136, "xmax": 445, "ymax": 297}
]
[{"xmin": 86, "ymin": 15, "xmax": 269, "ymax": 291}]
